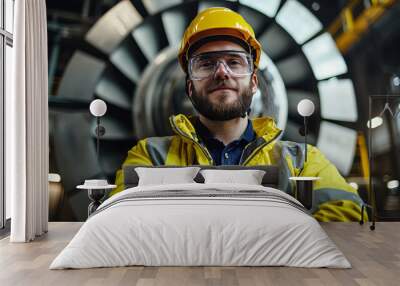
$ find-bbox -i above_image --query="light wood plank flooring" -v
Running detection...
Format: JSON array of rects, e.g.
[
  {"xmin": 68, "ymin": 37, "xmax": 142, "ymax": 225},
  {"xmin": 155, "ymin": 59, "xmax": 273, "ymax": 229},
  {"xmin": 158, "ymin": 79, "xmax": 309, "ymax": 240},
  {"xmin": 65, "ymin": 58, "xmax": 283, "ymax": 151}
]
[{"xmin": 0, "ymin": 222, "xmax": 399, "ymax": 286}]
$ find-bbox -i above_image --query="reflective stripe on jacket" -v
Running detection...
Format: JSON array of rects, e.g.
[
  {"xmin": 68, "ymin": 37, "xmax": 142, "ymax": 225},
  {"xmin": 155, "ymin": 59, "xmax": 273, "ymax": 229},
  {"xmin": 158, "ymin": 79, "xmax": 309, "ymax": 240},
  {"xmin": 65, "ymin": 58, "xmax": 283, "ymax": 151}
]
[{"xmin": 112, "ymin": 114, "xmax": 367, "ymax": 222}]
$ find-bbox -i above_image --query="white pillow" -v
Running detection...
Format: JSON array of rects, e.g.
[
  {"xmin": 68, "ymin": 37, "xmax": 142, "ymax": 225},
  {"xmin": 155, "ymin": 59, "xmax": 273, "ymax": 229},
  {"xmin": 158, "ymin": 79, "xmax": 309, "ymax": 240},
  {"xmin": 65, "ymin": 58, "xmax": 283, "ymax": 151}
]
[
  {"xmin": 135, "ymin": 167, "xmax": 201, "ymax": 186},
  {"xmin": 200, "ymin": 169, "xmax": 266, "ymax": 185}
]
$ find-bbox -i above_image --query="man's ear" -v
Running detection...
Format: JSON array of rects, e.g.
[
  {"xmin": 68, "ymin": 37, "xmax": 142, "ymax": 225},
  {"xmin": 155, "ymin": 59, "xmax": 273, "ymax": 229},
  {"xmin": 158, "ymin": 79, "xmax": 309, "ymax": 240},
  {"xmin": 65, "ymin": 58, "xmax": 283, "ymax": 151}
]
[
  {"xmin": 186, "ymin": 79, "xmax": 193, "ymax": 97},
  {"xmin": 251, "ymin": 71, "xmax": 258, "ymax": 94}
]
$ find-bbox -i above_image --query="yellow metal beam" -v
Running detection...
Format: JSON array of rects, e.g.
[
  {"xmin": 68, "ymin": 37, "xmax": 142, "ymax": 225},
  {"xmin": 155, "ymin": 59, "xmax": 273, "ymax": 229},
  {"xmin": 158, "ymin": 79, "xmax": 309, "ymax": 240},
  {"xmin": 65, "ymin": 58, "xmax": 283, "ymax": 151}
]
[
  {"xmin": 328, "ymin": 0, "xmax": 395, "ymax": 54},
  {"xmin": 357, "ymin": 133, "xmax": 370, "ymax": 198}
]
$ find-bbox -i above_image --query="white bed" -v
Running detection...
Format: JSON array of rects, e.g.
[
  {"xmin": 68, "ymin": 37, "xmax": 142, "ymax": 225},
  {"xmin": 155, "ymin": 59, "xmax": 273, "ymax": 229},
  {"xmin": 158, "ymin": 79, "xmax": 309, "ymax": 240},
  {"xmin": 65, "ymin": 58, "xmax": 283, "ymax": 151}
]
[{"xmin": 50, "ymin": 183, "xmax": 351, "ymax": 269}]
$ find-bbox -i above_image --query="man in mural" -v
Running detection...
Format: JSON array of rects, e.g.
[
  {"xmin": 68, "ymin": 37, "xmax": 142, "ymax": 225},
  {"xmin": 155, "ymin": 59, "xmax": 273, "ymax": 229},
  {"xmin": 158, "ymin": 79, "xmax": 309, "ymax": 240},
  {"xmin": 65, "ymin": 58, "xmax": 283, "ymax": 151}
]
[{"xmin": 111, "ymin": 7, "xmax": 366, "ymax": 222}]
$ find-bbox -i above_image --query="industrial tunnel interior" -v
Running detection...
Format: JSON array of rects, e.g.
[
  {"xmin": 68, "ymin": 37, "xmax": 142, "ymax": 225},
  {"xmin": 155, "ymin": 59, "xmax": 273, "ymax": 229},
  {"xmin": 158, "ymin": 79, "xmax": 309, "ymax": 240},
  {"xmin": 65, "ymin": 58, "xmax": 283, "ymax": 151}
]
[{"xmin": 46, "ymin": 0, "xmax": 400, "ymax": 222}]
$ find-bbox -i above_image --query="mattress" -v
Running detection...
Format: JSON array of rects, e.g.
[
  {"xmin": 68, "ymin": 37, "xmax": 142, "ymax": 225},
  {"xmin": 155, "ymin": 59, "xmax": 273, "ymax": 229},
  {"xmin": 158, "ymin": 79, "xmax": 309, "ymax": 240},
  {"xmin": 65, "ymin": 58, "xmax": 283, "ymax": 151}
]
[{"xmin": 50, "ymin": 183, "xmax": 351, "ymax": 269}]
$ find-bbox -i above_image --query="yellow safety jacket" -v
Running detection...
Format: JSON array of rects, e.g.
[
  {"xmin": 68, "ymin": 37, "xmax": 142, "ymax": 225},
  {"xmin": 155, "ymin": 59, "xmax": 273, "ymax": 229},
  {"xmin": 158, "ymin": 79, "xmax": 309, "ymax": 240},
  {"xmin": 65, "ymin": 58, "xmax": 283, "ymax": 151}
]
[{"xmin": 112, "ymin": 114, "xmax": 367, "ymax": 222}]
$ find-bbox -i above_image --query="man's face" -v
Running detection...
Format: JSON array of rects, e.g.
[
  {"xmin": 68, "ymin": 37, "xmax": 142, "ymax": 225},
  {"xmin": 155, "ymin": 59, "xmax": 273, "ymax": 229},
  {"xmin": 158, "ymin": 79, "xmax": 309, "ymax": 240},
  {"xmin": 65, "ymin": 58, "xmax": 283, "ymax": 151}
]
[{"xmin": 187, "ymin": 41, "xmax": 258, "ymax": 121}]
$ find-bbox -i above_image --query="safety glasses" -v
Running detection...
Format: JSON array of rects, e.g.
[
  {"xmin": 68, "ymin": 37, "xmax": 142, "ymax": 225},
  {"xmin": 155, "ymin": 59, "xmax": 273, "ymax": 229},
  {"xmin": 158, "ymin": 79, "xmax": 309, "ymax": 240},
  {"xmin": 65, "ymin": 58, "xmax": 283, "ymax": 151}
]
[{"xmin": 188, "ymin": 50, "xmax": 254, "ymax": 80}]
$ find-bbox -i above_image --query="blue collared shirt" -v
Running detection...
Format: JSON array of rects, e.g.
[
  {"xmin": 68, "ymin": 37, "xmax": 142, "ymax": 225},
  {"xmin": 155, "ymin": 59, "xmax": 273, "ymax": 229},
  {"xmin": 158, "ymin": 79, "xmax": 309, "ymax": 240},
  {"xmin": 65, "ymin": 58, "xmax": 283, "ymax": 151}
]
[{"xmin": 194, "ymin": 118, "xmax": 256, "ymax": 165}]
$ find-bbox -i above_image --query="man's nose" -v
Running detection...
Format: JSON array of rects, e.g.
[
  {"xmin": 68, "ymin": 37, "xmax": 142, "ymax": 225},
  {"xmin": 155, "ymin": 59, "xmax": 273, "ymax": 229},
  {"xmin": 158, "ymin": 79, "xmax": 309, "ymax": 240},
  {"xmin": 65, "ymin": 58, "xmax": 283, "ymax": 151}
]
[{"xmin": 213, "ymin": 61, "xmax": 230, "ymax": 80}]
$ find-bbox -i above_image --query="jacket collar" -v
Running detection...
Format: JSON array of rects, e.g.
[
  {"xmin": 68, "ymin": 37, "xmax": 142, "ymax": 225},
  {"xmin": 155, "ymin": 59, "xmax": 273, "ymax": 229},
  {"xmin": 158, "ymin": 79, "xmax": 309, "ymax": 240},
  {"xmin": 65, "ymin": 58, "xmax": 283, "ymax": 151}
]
[{"xmin": 169, "ymin": 114, "xmax": 282, "ymax": 143}]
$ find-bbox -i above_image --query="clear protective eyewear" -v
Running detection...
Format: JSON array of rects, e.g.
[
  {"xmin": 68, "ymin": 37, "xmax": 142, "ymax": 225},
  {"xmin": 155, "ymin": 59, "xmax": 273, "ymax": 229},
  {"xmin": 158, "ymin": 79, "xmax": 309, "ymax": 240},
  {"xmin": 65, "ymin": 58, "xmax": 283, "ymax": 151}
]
[{"xmin": 188, "ymin": 50, "xmax": 254, "ymax": 80}]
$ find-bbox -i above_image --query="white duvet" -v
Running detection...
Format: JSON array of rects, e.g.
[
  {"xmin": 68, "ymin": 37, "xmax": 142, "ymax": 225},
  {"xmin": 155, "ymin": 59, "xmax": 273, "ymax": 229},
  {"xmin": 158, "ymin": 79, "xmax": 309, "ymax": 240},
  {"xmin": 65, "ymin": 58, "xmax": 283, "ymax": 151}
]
[{"xmin": 50, "ymin": 183, "xmax": 351, "ymax": 269}]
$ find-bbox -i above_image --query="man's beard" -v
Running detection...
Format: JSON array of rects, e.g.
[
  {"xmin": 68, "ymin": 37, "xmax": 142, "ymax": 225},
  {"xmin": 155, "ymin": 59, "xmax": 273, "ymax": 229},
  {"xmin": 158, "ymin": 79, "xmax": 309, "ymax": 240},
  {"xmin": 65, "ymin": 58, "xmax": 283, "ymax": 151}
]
[{"xmin": 189, "ymin": 80, "xmax": 253, "ymax": 121}]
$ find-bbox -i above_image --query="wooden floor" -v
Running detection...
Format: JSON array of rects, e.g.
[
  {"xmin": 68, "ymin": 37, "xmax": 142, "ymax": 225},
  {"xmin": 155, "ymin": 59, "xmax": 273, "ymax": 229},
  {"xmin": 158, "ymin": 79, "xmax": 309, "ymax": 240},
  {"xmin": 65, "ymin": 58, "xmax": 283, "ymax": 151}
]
[{"xmin": 0, "ymin": 222, "xmax": 399, "ymax": 286}]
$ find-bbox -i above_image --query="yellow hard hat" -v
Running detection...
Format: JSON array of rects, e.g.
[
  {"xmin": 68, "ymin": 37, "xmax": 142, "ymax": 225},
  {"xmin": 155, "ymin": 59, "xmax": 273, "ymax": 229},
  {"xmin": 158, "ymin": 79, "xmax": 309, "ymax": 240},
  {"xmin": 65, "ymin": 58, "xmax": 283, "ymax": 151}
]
[{"xmin": 178, "ymin": 7, "xmax": 262, "ymax": 72}]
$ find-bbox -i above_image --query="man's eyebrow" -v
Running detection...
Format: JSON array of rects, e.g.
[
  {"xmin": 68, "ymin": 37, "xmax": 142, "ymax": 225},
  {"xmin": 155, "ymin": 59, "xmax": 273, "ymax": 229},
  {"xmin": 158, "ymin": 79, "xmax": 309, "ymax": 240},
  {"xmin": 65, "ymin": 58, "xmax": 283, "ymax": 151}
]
[
  {"xmin": 193, "ymin": 50, "xmax": 248, "ymax": 58},
  {"xmin": 196, "ymin": 53, "xmax": 213, "ymax": 59}
]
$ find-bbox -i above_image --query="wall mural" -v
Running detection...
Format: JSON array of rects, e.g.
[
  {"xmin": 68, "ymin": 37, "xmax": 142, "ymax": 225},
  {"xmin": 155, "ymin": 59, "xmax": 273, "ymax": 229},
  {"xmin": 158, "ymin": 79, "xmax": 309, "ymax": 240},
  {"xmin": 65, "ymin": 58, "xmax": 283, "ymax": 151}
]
[{"xmin": 49, "ymin": 0, "xmax": 360, "ymax": 221}]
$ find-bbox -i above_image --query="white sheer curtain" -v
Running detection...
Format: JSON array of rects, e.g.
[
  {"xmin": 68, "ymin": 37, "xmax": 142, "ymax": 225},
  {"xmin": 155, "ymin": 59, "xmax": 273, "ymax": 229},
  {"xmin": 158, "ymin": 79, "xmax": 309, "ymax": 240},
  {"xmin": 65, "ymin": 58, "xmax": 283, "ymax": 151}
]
[{"xmin": 6, "ymin": 0, "xmax": 49, "ymax": 242}]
